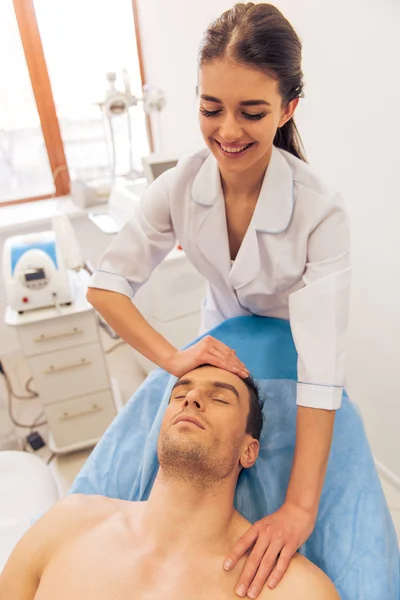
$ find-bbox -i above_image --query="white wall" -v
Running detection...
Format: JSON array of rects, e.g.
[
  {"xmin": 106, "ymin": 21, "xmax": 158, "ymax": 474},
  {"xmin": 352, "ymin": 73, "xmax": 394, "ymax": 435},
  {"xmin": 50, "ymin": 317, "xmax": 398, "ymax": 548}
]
[{"xmin": 137, "ymin": 0, "xmax": 400, "ymax": 477}]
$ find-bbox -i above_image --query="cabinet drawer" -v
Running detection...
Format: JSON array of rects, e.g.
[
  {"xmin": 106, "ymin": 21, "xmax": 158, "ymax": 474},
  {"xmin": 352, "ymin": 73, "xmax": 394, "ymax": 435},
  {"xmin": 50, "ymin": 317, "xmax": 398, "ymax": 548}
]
[
  {"xmin": 18, "ymin": 312, "xmax": 98, "ymax": 356},
  {"xmin": 28, "ymin": 343, "xmax": 110, "ymax": 404},
  {"xmin": 45, "ymin": 390, "xmax": 116, "ymax": 450}
]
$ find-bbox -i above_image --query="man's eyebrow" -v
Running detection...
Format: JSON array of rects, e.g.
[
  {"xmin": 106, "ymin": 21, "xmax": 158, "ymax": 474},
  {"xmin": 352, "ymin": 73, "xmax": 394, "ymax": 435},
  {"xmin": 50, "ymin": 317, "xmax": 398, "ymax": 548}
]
[
  {"xmin": 200, "ymin": 94, "xmax": 271, "ymax": 107},
  {"xmin": 211, "ymin": 381, "xmax": 239, "ymax": 400},
  {"xmin": 172, "ymin": 378, "xmax": 193, "ymax": 392}
]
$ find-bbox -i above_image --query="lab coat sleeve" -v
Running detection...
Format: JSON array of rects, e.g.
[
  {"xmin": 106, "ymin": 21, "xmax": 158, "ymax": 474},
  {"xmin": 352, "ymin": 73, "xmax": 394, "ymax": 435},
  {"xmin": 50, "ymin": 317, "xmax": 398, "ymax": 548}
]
[
  {"xmin": 89, "ymin": 169, "xmax": 177, "ymax": 298},
  {"xmin": 288, "ymin": 192, "xmax": 351, "ymax": 410}
]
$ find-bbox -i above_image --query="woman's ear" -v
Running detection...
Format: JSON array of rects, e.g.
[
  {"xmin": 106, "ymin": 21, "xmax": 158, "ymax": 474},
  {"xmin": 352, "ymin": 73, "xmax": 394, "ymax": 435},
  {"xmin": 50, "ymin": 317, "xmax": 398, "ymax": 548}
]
[
  {"xmin": 240, "ymin": 439, "xmax": 260, "ymax": 470},
  {"xmin": 279, "ymin": 97, "xmax": 299, "ymax": 128}
]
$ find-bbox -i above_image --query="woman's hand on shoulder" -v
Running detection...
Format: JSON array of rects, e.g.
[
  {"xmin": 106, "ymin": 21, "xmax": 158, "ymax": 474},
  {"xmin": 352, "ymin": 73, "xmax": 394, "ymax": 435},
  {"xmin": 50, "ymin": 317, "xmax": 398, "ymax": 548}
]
[{"xmin": 166, "ymin": 335, "xmax": 249, "ymax": 378}]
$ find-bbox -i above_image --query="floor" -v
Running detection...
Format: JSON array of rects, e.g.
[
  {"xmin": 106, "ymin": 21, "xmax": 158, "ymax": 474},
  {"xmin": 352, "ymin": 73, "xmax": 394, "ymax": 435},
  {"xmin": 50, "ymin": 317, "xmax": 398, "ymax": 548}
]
[{"xmin": 2, "ymin": 335, "xmax": 400, "ymax": 545}]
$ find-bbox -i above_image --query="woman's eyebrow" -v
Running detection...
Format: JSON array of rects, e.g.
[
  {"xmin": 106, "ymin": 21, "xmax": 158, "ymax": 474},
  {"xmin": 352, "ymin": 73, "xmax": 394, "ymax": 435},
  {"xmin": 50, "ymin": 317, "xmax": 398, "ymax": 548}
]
[
  {"xmin": 200, "ymin": 94, "xmax": 271, "ymax": 107},
  {"xmin": 200, "ymin": 94, "xmax": 222, "ymax": 103},
  {"xmin": 240, "ymin": 99, "xmax": 271, "ymax": 107}
]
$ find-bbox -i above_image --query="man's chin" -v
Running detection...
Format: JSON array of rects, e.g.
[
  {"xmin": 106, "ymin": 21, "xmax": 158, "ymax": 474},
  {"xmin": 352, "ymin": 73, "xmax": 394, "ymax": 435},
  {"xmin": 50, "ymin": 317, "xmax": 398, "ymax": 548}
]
[{"xmin": 158, "ymin": 435, "xmax": 207, "ymax": 470}]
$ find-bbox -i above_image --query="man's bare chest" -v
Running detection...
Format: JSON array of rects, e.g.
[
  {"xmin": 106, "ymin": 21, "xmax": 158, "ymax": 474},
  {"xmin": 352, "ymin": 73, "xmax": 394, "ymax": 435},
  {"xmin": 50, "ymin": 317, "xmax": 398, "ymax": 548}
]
[{"xmin": 35, "ymin": 537, "xmax": 246, "ymax": 600}]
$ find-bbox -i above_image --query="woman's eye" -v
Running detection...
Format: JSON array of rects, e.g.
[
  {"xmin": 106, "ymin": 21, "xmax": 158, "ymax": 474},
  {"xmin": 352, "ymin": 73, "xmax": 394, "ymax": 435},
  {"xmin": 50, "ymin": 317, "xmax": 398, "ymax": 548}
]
[
  {"xmin": 243, "ymin": 112, "xmax": 267, "ymax": 121},
  {"xmin": 214, "ymin": 399, "xmax": 229, "ymax": 404},
  {"xmin": 200, "ymin": 107, "xmax": 221, "ymax": 118},
  {"xmin": 174, "ymin": 395, "xmax": 186, "ymax": 400},
  {"xmin": 200, "ymin": 107, "xmax": 267, "ymax": 121}
]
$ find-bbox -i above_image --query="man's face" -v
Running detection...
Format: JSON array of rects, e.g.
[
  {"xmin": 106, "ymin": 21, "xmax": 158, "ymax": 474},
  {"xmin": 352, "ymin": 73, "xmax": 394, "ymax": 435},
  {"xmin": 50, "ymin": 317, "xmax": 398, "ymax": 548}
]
[{"xmin": 157, "ymin": 366, "xmax": 259, "ymax": 485}]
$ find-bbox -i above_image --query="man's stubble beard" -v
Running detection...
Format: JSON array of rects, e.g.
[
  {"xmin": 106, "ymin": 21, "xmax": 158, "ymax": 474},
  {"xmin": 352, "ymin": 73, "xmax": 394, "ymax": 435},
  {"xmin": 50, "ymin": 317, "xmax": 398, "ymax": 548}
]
[{"xmin": 157, "ymin": 428, "xmax": 241, "ymax": 490}]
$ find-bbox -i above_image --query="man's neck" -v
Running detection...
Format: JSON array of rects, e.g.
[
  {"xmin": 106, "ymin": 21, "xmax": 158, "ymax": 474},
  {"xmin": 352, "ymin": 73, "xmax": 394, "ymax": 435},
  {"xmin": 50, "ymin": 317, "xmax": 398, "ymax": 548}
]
[{"xmin": 138, "ymin": 472, "xmax": 241, "ymax": 554}]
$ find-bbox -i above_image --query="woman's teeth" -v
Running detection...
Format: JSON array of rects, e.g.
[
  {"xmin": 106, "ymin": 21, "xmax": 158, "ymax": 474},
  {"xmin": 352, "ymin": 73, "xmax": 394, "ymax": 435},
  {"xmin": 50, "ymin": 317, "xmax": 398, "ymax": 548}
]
[{"xmin": 220, "ymin": 143, "xmax": 252, "ymax": 154}]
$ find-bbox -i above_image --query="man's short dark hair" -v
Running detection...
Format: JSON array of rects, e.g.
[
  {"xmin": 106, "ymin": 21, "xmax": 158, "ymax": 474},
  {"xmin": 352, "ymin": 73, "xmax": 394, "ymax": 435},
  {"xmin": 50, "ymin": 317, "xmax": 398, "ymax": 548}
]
[{"xmin": 242, "ymin": 375, "xmax": 264, "ymax": 441}]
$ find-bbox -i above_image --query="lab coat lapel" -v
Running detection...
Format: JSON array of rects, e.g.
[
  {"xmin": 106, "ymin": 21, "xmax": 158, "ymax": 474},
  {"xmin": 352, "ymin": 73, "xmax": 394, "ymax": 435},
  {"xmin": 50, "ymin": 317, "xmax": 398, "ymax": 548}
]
[
  {"xmin": 252, "ymin": 146, "xmax": 294, "ymax": 234},
  {"xmin": 191, "ymin": 153, "xmax": 231, "ymax": 278},
  {"xmin": 191, "ymin": 147, "xmax": 294, "ymax": 290},
  {"xmin": 229, "ymin": 146, "xmax": 294, "ymax": 290}
]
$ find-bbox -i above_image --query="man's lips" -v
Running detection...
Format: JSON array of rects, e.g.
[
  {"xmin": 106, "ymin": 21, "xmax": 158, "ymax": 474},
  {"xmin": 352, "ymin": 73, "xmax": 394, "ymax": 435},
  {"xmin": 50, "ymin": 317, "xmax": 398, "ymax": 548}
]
[{"xmin": 173, "ymin": 415, "xmax": 206, "ymax": 429}]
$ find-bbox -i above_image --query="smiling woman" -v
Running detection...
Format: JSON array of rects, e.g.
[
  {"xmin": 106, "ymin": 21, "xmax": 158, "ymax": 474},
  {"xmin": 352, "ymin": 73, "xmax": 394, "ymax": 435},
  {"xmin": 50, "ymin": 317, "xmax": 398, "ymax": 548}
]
[
  {"xmin": 198, "ymin": 61, "xmax": 290, "ymax": 173},
  {"xmin": 198, "ymin": 2, "xmax": 306, "ymax": 164}
]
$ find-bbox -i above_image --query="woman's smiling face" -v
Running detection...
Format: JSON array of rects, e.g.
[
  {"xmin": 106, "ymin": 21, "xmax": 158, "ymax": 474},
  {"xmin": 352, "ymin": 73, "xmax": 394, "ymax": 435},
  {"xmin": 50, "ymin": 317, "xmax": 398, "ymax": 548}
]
[{"xmin": 198, "ymin": 59, "xmax": 297, "ymax": 177}]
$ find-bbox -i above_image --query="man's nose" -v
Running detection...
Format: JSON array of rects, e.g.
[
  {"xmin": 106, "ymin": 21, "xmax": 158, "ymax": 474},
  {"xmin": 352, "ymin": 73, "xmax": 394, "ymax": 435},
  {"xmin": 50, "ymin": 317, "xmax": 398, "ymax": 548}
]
[
  {"xmin": 219, "ymin": 113, "xmax": 243, "ymax": 143},
  {"xmin": 183, "ymin": 388, "xmax": 204, "ymax": 409}
]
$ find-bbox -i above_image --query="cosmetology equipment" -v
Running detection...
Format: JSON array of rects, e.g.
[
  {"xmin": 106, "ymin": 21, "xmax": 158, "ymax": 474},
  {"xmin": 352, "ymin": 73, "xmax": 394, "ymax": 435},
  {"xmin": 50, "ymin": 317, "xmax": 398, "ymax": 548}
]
[
  {"xmin": 2, "ymin": 215, "xmax": 83, "ymax": 313},
  {"xmin": 99, "ymin": 70, "xmax": 166, "ymax": 181},
  {"xmin": 4, "ymin": 268, "xmax": 122, "ymax": 455},
  {"xmin": 70, "ymin": 71, "xmax": 165, "ymax": 210}
]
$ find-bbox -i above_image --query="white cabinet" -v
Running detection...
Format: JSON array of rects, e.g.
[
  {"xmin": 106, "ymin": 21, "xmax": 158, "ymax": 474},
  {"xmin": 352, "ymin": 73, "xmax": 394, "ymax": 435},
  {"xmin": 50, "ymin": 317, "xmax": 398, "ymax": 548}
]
[
  {"xmin": 5, "ymin": 271, "xmax": 118, "ymax": 454},
  {"xmin": 28, "ymin": 342, "xmax": 110, "ymax": 405},
  {"xmin": 44, "ymin": 390, "xmax": 116, "ymax": 450},
  {"xmin": 18, "ymin": 311, "xmax": 98, "ymax": 356}
]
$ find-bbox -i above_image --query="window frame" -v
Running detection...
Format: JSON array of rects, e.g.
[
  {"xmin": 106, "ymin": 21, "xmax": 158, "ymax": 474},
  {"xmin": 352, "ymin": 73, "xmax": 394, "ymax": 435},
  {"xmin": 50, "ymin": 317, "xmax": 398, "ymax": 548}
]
[{"xmin": 3, "ymin": 0, "xmax": 151, "ymax": 207}]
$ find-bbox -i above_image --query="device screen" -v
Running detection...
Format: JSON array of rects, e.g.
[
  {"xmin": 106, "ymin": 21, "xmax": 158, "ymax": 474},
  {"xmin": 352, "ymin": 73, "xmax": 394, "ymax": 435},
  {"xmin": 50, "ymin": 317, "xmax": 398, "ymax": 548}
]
[{"xmin": 25, "ymin": 268, "xmax": 46, "ymax": 282}]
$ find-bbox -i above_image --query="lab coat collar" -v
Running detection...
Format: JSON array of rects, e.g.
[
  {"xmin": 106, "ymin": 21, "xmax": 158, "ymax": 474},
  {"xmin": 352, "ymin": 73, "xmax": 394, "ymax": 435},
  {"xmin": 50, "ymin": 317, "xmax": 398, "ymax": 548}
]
[{"xmin": 191, "ymin": 145, "xmax": 294, "ymax": 234}]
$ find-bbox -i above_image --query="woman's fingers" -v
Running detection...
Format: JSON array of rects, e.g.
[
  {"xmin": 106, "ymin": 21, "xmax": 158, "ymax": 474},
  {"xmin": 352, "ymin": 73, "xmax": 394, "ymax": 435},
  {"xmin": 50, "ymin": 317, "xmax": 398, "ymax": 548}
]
[
  {"xmin": 202, "ymin": 336, "xmax": 249, "ymax": 376},
  {"xmin": 207, "ymin": 347, "xmax": 248, "ymax": 377},
  {"xmin": 233, "ymin": 535, "xmax": 271, "ymax": 597},
  {"xmin": 245, "ymin": 541, "xmax": 286, "ymax": 598}
]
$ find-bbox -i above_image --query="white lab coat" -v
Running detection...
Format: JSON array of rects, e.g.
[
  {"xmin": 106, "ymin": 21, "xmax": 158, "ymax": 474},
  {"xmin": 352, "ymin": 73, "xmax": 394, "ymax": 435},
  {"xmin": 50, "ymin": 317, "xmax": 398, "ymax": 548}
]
[{"xmin": 91, "ymin": 146, "xmax": 351, "ymax": 410}]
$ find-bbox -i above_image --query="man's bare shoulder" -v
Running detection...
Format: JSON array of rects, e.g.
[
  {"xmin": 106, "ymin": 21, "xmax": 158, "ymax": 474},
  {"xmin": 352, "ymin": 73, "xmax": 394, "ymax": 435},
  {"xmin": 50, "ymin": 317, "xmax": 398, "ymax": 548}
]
[
  {"xmin": 259, "ymin": 554, "xmax": 339, "ymax": 600},
  {"xmin": 35, "ymin": 494, "xmax": 131, "ymax": 544},
  {"xmin": 50, "ymin": 493, "xmax": 120, "ymax": 522},
  {"xmin": 0, "ymin": 494, "xmax": 138, "ymax": 598}
]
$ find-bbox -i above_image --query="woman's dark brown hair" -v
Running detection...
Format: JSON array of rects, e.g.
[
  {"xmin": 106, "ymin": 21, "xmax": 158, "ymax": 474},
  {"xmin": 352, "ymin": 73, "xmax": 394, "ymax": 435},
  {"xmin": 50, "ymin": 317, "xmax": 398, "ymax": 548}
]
[{"xmin": 198, "ymin": 2, "xmax": 306, "ymax": 161}]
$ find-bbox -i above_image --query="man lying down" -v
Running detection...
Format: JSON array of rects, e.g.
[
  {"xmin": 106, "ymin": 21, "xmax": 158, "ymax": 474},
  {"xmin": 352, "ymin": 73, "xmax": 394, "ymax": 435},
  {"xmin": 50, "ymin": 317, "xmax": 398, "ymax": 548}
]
[{"xmin": 0, "ymin": 365, "xmax": 339, "ymax": 600}]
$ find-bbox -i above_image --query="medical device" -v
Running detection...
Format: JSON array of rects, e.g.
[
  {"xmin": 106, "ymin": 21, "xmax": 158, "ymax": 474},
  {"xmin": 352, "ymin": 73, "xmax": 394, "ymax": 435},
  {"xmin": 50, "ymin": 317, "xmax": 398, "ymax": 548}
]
[
  {"xmin": 2, "ymin": 215, "xmax": 83, "ymax": 313},
  {"xmin": 142, "ymin": 153, "xmax": 179, "ymax": 184},
  {"xmin": 70, "ymin": 71, "xmax": 166, "ymax": 210},
  {"xmin": 99, "ymin": 70, "xmax": 166, "ymax": 181}
]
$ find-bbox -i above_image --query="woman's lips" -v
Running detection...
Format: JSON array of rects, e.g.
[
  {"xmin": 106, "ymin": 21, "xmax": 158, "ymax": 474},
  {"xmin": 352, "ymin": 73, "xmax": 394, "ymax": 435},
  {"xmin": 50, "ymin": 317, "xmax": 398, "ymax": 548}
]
[{"xmin": 214, "ymin": 139, "xmax": 256, "ymax": 157}]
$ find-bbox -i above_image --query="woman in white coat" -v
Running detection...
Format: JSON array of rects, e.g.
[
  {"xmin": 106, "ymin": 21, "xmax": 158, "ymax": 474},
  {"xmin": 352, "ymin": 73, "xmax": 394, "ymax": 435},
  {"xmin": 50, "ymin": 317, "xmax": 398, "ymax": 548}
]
[{"xmin": 87, "ymin": 3, "xmax": 351, "ymax": 598}]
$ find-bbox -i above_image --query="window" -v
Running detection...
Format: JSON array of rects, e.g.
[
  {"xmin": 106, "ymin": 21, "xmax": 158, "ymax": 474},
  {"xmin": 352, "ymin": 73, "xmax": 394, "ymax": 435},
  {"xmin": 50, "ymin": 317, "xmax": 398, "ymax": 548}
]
[
  {"xmin": 0, "ymin": 1, "xmax": 56, "ymax": 203},
  {"xmin": 0, "ymin": 0, "xmax": 150, "ymax": 206}
]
